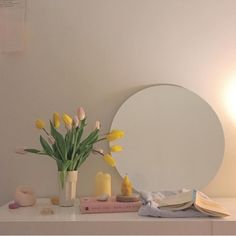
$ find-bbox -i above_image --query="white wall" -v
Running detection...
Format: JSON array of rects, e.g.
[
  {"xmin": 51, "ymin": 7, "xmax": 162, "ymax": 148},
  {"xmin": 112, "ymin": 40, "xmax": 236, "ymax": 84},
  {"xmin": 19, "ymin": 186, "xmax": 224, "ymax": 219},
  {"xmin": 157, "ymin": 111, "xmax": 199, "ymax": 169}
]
[{"xmin": 1, "ymin": 0, "xmax": 236, "ymax": 205}]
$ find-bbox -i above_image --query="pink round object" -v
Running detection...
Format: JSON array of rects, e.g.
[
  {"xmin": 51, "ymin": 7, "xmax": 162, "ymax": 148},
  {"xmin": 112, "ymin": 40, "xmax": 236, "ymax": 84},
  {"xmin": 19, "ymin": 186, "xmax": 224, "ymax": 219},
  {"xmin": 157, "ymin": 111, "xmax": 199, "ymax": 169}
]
[
  {"xmin": 14, "ymin": 186, "xmax": 36, "ymax": 207},
  {"xmin": 8, "ymin": 202, "xmax": 20, "ymax": 209}
]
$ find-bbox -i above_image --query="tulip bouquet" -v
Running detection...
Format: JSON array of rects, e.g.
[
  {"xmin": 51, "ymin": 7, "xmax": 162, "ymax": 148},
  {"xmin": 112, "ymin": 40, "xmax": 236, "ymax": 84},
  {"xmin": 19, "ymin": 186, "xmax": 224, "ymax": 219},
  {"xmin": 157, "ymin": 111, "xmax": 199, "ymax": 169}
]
[{"xmin": 17, "ymin": 107, "xmax": 124, "ymax": 180}]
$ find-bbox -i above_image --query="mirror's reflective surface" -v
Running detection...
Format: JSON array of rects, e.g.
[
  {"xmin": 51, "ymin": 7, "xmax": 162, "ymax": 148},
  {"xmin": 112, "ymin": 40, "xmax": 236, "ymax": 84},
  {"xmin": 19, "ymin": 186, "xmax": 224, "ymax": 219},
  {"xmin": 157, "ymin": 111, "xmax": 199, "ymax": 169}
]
[{"xmin": 111, "ymin": 85, "xmax": 225, "ymax": 191}]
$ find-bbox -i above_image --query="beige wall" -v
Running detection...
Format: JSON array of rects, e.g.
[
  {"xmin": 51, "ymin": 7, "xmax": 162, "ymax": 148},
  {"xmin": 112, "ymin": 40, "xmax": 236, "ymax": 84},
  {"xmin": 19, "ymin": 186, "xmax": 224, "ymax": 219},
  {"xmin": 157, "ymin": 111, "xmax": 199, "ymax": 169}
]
[{"xmin": 1, "ymin": 0, "xmax": 236, "ymax": 205}]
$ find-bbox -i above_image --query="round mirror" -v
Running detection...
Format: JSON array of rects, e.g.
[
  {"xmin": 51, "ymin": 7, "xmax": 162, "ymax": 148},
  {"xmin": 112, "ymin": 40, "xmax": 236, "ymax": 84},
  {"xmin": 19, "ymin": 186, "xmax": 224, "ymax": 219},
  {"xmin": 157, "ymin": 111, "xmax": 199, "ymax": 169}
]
[{"xmin": 111, "ymin": 85, "xmax": 224, "ymax": 191}]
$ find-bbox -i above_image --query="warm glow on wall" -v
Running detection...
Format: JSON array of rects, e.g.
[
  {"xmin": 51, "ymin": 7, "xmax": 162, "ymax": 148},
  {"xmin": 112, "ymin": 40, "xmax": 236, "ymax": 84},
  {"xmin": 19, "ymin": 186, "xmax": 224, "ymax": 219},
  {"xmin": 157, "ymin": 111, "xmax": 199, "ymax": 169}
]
[{"xmin": 224, "ymin": 77, "xmax": 236, "ymax": 122}]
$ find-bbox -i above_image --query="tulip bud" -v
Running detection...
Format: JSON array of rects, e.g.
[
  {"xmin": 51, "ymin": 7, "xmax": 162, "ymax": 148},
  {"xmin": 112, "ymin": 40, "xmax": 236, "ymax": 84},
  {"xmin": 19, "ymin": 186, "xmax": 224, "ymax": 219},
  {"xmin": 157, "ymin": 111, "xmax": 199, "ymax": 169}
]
[
  {"xmin": 106, "ymin": 130, "xmax": 125, "ymax": 141},
  {"xmin": 15, "ymin": 147, "xmax": 27, "ymax": 154},
  {"xmin": 53, "ymin": 112, "xmax": 60, "ymax": 128},
  {"xmin": 62, "ymin": 114, "xmax": 73, "ymax": 125},
  {"xmin": 94, "ymin": 120, "xmax": 101, "ymax": 130},
  {"xmin": 77, "ymin": 107, "xmax": 86, "ymax": 120},
  {"xmin": 35, "ymin": 119, "xmax": 45, "ymax": 130},
  {"xmin": 110, "ymin": 145, "xmax": 123, "ymax": 152},
  {"xmin": 73, "ymin": 115, "xmax": 79, "ymax": 128},
  {"xmin": 103, "ymin": 154, "xmax": 116, "ymax": 167}
]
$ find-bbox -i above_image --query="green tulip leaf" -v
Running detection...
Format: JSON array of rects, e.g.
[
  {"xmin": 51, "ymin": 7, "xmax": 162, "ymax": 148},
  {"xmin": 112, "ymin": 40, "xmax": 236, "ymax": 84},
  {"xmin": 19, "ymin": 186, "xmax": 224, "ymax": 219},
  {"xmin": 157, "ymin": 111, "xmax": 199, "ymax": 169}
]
[
  {"xmin": 39, "ymin": 135, "xmax": 54, "ymax": 156},
  {"xmin": 24, "ymin": 148, "xmax": 45, "ymax": 154},
  {"xmin": 50, "ymin": 121, "xmax": 67, "ymax": 160}
]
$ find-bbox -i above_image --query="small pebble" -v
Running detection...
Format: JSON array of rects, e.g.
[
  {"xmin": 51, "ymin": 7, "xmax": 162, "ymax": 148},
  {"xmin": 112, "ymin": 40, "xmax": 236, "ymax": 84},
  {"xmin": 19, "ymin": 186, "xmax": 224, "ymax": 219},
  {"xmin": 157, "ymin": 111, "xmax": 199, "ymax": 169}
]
[
  {"xmin": 8, "ymin": 202, "xmax": 20, "ymax": 209},
  {"xmin": 96, "ymin": 193, "xmax": 109, "ymax": 201},
  {"xmin": 40, "ymin": 207, "xmax": 54, "ymax": 215},
  {"xmin": 50, "ymin": 196, "xmax": 59, "ymax": 205}
]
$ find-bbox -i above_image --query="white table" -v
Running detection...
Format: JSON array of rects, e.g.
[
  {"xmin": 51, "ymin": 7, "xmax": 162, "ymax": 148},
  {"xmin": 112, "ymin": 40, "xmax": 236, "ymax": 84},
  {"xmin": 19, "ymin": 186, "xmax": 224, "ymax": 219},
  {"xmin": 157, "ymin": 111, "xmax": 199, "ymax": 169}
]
[{"xmin": 0, "ymin": 198, "xmax": 236, "ymax": 235}]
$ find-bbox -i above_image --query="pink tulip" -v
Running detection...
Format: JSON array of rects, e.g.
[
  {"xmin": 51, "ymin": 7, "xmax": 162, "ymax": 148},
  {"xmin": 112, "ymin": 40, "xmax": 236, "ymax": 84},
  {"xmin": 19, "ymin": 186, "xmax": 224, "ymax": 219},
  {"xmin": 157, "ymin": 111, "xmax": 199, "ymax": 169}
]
[
  {"xmin": 94, "ymin": 120, "xmax": 101, "ymax": 130},
  {"xmin": 77, "ymin": 107, "xmax": 86, "ymax": 120},
  {"xmin": 15, "ymin": 147, "xmax": 27, "ymax": 154},
  {"xmin": 73, "ymin": 115, "xmax": 79, "ymax": 127}
]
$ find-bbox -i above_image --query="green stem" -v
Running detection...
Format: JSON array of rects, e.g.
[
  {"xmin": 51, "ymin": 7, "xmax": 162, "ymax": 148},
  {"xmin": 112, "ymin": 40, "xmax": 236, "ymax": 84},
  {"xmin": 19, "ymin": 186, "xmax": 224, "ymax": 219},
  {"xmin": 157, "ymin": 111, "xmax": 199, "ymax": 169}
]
[
  {"xmin": 95, "ymin": 137, "xmax": 106, "ymax": 143},
  {"xmin": 42, "ymin": 128, "xmax": 50, "ymax": 136},
  {"xmin": 92, "ymin": 149, "xmax": 104, "ymax": 156}
]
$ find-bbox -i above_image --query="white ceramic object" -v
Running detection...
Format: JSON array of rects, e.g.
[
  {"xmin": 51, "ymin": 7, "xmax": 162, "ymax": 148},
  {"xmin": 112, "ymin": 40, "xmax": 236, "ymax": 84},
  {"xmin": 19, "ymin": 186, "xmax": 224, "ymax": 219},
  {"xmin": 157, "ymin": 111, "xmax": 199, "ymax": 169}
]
[
  {"xmin": 58, "ymin": 171, "xmax": 78, "ymax": 207},
  {"xmin": 111, "ymin": 84, "xmax": 225, "ymax": 191},
  {"xmin": 96, "ymin": 193, "xmax": 109, "ymax": 201},
  {"xmin": 14, "ymin": 186, "xmax": 36, "ymax": 206}
]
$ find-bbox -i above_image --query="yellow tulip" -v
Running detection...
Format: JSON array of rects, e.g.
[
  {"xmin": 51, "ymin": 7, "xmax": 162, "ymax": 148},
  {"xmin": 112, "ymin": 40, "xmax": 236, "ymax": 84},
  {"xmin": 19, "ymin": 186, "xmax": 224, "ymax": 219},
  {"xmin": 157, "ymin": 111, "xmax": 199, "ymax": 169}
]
[
  {"xmin": 35, "ymin": 119, "xmax": 45, "ymax": 129},
  {"xmin": 110, "ymin": 145, "xmax": 123, "ymax": 152},
  {"xmin": 103, "ymin": 154, "xmax": 116, "ymax": 167},
  {"xmin": 106, "ymin": 130, "xmax": 125, "ymax": 141},
  {"xmin": 53, "ymin": 112, "xmax": 60, "ymax": 128},
  {"xmin": 62, "ymin": 113, "xmax": 73, "ymax": 125}
]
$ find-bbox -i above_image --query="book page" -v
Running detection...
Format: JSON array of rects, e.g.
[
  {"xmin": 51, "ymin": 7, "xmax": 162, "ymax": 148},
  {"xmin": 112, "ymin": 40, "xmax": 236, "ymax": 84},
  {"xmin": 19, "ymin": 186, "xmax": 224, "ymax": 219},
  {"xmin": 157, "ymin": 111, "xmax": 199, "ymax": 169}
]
[
  {"xmin": 195, "ymin": 192, "xmax": 230, "ymax": 217},
  {"xmin": 159, "ymin": 190, "xmax": 194, "ymax": 207}
]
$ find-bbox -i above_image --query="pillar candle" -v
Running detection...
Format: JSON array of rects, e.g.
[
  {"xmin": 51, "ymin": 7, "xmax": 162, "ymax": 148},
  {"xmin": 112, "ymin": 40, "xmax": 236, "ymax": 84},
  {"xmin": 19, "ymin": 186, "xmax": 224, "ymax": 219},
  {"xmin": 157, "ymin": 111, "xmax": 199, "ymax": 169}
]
[{"xmin": 95, "ymin": 172, "xmax": 111, "ymax": 197}]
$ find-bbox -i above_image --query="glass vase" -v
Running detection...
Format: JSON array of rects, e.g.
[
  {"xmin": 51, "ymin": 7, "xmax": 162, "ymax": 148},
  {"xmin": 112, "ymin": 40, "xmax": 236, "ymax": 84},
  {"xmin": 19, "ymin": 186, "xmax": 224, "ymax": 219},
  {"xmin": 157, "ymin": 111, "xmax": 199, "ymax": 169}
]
[{"xmin": 58, "ymin": 171, "xmax": 78, "ymax": 207}]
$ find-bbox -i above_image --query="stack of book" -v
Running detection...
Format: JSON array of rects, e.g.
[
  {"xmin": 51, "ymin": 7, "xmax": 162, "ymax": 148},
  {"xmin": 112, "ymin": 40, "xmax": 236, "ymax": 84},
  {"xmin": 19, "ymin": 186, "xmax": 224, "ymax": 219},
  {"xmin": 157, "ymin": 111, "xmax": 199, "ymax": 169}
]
[{"xmin": 79, "ymin": 196, "xmax": 142, "ymax": 214}]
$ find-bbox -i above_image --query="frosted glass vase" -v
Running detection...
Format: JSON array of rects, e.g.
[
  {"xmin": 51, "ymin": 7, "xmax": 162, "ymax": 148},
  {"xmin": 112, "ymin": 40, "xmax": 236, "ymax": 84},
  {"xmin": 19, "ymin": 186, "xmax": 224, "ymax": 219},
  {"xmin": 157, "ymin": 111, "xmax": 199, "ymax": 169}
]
[{"xmin": 58, "ymin": 171, "xmax": 78, "ymax": 207}]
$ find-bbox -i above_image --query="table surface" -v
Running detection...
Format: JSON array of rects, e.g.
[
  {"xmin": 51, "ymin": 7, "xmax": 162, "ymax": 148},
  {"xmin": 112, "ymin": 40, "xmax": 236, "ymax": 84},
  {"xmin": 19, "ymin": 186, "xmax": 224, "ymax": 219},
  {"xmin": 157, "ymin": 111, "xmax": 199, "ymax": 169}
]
[{"xmin": 0, "ymin": 198, "xmax": 236, "ymax": 235}]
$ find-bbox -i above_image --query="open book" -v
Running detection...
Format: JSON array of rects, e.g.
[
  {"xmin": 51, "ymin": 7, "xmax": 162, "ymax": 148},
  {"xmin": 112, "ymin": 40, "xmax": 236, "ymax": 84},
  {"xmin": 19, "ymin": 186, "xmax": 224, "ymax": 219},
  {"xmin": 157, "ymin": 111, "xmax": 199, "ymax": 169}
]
[{"xmin": 157, "ymin": 190, "xmax": 230, "ymax": 217}]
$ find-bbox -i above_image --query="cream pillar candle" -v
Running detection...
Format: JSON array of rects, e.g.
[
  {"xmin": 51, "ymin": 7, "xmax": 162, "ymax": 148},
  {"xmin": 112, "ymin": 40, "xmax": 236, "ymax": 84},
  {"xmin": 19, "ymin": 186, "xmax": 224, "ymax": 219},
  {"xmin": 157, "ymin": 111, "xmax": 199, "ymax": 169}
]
[{"xmin": 95, "ymin": 172, "xmax": 111, "ymax": 197}]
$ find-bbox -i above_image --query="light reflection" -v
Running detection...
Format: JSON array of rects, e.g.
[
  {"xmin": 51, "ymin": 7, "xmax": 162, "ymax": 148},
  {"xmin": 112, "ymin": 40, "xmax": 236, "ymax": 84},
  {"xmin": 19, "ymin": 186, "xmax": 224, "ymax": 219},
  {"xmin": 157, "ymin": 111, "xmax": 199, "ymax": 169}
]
[{"xmin": 224, "ymin": 77, "xmax": 236, "ymax": 122}]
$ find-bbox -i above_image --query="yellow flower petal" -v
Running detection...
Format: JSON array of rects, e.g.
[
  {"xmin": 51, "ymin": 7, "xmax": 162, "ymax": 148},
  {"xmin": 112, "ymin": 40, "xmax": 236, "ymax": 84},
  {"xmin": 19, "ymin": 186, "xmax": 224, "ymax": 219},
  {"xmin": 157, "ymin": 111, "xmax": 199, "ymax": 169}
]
[
  {"xmin": 62, "ymin": 113, "xmax": 73, "ymax": 125},
  {"xmin": 53, "ymin": 112, "xmax": 60, "ymax": 128},
  {"xmin": 35, "ymin": 119, "xmax": 45, "ymax": 129},
  {"xmin": 110, "ymin": 145, "xmax": 123, "ymax": 152},
  {"xmin": 103, "ymin": 154, "xmax": 116, "ymax": 167},
  {"xmin": 106, "ymin": 130, "xmax": 125, "ymax": 141}
]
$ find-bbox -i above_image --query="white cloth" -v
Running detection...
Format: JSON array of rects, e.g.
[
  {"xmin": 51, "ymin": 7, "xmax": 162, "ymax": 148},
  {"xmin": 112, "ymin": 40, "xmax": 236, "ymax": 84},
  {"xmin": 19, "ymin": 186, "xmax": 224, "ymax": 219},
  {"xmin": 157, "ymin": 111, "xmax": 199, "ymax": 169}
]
[{"xmin": 138, "ymin": 190, "xmax": 208, "ymax": 218}]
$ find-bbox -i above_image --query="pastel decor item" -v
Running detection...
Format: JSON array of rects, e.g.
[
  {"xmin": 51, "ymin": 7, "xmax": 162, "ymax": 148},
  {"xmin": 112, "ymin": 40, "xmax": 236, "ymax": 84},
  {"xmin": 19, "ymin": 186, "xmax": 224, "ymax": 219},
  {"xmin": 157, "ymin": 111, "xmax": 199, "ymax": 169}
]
[
  {"xmin": 50, "ymin": 196, "xmax": 59, "ymax": 205},
  {"xmin": 8, "ymin": 202, "xmax": 20, "ymax": 209},
  {"xmin": 121, "ymin": 175, "xmax": 132, "ymax": 196},
  {"xmin": 40, "ymin": 208, "xmax": 55, "ymax": 215},
  {"xmin": 95, "ymin": 172, "xmax": 111, "ymax": 197},
  {"xmin": 96, "ymin": 193, "xmax": 110, "ymax": 201},
  {"xmin": 58, "ymin": 171, "xmax": 78, "ymax": 207},
  {"xmin": 16, "ymin": 107, "xmax": 124, "ymax": 207},
  {"xmin": 14, "ymin": 186, "xmax": 36, "ymax": 207},
  {"xmin": 116, "ymin": 194, "xmax": 140, "ymax": 202}
]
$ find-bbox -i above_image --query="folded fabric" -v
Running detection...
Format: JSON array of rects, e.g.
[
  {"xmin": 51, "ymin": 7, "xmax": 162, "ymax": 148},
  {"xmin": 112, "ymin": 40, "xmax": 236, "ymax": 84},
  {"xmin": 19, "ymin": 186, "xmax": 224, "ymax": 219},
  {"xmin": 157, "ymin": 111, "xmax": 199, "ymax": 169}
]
[{"xmin": 138, "ymin": 190, "xmax": 207, "ymax": 218}]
